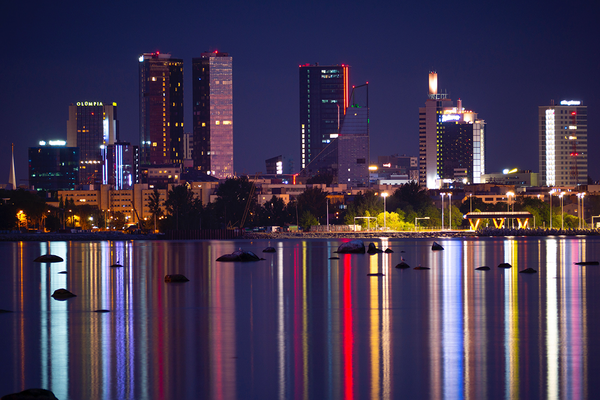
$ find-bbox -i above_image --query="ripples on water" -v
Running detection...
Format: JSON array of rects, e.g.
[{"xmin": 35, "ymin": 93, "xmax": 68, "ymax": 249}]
[{"xmin": 0, "ymin": 237, "xmax": 599, "ymax": 400}]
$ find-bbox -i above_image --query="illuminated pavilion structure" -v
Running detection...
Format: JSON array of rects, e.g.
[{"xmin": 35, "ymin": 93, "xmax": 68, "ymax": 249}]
[{"xmin": 465, "ymin": 211, "xmax": 534, "ymax": 230}]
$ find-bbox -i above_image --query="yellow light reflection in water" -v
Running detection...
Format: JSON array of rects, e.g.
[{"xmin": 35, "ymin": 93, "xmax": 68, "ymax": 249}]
[
  {"xmin": 381, "ymin": 238, "xmax": 391, "ymax": 399},
  {"xmin": 503, "ymin": 238, "xmax": 519, "ymax": 399},
  {"xmin": 302, "ymin": 241, "xmax": 309, "ymax": 400}
]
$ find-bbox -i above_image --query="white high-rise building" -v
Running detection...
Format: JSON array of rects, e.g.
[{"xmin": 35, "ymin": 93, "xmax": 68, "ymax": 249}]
[{"xmin": 539, "ymin": 100, "xmax": 588, "ymax": 187}]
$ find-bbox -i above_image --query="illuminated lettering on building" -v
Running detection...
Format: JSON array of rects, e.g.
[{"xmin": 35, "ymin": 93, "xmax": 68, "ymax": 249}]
[
  {"xmin": 441, "ymin": 114, "xmax": 461, "ymax": 122},
  {"xmin": 560, "ymin": 100, "xmax": 581, "ymax": 106},
  {"xmin": 76, "ymin": 101, "xmax": 104, "ymax": 107}
]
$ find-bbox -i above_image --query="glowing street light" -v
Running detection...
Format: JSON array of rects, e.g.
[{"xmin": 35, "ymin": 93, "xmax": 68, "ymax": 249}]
[
  {"xmin": 559, "ymin": 192, "xmax": 564, "ymax": 230},
  {"xmin": 440, "ymin": 193, "xmax": 446, "ymax": 230},
  {"xmin": 381, "ymin": 192, "xmax": 389, "ymax": 231},
  {"xmin": 448, "ymin": 192, "xmax": 452, "ymax": 230},
  {"xmin": 507, "ymin": 191, "xmax": 514, "ymax": 228}
]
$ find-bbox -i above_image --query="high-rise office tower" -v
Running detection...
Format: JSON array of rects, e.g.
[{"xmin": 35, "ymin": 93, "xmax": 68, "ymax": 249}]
[
  {"xmin": 192, "ymin": 51, "xmax": 233, "ymax": 178},
  {"xmin": 29, "ymin": 141, "xmax": 79, "ymax": 191},
  {"xmin": 419, "ymin": 72, "xmax": 485, "ymax": 189},
  {"xmin": 67, "ymin": 101, "xmax": 118, "ymax": 186},
  {"xmin": 539, "ymin": 100, "xmax": 587, "ymax": 187},
  {"xmin": 299, "ymin": 64, "xmax": 349, "ymax": 170},
  {"xmin": 139, "ymin": 52, "xmax": 184, "ymax": 166}
]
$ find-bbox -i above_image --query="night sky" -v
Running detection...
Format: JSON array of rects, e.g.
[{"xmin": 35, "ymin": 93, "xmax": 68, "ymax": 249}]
[{"xmin": 2, "ymin": 0, "xmax": 599, "ymax": 187}]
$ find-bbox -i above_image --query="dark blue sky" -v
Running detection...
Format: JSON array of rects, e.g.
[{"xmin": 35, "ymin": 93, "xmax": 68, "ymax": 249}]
[{"xmin": 2, "ymin": 0, "xmax": 599, "ymax": 186}]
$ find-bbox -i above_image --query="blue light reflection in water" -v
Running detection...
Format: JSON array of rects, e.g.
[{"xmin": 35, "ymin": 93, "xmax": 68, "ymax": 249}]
[{"xmin": 0, "ymin": 237, "xmax": 599, "ymax": 400}]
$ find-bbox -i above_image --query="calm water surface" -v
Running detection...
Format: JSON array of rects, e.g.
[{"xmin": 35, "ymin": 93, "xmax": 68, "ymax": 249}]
[{"xmin": 0, "ymin": 237, "xmax": 599, "ymax": 400}]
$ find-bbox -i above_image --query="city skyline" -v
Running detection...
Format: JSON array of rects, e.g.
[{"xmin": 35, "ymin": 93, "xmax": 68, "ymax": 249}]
[{"xmin": 2, "ymin": 0, "xmax": 598, "ymax": 187}]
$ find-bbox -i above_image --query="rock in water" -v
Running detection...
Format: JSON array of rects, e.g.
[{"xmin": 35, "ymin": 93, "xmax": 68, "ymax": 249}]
[
  {"xmin": 336, "ymin": 240, "xmax": 366, "ymax": 254},
  {"xmin": 519, "ymin": 268, "xmax": 537, "ymax": 274},
  {"xmin": 574, "ymin": 261, "xmax": 599, "ymax": 265},
  {"xmin": 110, "ymin": 264, "xmax": 123, "ymax": 268},
  {"xmin": 329, "ymin": 256, "xmax": 340, "ymax": 260},
  {"xmin": 262, "ymin": 247, "xmax": 276, "ymax": 253},
  {"xmin": 414, "ymin": 266, "xmax": 430, "ymax": 270},
  {"xmin": 1, "ymin": 388, "xmax": 58, "ymax": 399},
  {"xmin": 367, "ymin": 243, "xmax": 383, "ymax": 254},
  {"xmin": 165, "ymin": 274, "xmax": 190, "ymax": 282},
  {"xmin": 476, "ymin": 266, "xmax": 491, "ymax": 271},
  {"xmin": 51, "ymin": 289, "xmax": 76, "ymax": 300},
  {"xmin": 395, "ymin": 262, "xmax": 411, "ymax": 269},
  {"xmin": 216, "ymin": 249, "xmax": 264, "ymax": 262},
  {"xmin": 94, "ymin": 309, "xmax": 111, "ymax": 313},
  {"xmin": 384, "ymin": 248, "xmax": 394, "ymax": 253},
  {"xmin": 498, "ymin": 263, "xmax": 512, "ymax": 268},
  {"xmin": 367, "ymin": 272, "xmax": 385, "ymax": 276},
  {"xmin": 431, "ymin": 242, "xmax": 444, "ymax": 251},
  {"xmin": 34, "ymin": 254, "xmax": 63, "ymax": 263}
]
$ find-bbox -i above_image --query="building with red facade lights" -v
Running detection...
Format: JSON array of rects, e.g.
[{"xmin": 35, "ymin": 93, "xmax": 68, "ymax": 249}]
[{"xmin": 299, "ymin": 63, "xmax": 349, "ymax": 171}]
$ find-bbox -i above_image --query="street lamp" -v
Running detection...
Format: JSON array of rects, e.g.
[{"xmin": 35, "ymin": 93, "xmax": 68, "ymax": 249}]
[
  {"xmin": 381, "ymin": 193, "xmax": 388, "ymax": 231},
  {"xmin": 559, "ymin": 192, "xmax": 564, "ymax": 230},
  {"xmin": 549, "ymin": 190, "xmax": 554, "ymax": 229},
  {"xmin": 507, "ymin": 191, "xmax": 514, "ymax": 228},
  {"xmin": 440, "ymin": 193, "xmax": 446, "ymax": 230},
  {"xmin": 415, "ymin": 216, "xmax": 430, "ymax": 231},
  {"xmin": 448, "ymin": 192, "xmax": 452, "ymax": 230},
  {"xmin": 577, "ymin": 192, "xmax": 586, "ymax": 228},
  {"xmin": 469, "ymin": 193, "xmax": 473, "ymax": 213}
]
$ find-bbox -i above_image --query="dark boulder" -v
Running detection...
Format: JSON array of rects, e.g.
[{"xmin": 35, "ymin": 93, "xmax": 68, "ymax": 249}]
[
  {"xmin": 498, "ymin": 263, "xmax": 512, "ymax": 268},
  {"xmin": 384, "ymin": 248, "xmax": 394, "ymax": 253},
  {"xmin": 216, "ymin": 249, "xmax": 264, "ymax": 262},
  {"xmin": 575, "ymin": 261, "xmax": 599, "ymax": 265},
  {"xmin": 395, "ymin": 262, "xmax": 411, "ymax": 269},
  {"xmin": 367, "ymin": 243, "xmax": 383, "ymax": 254},
  {"xmin": 51, "ymin": 289, "xmax": 76, "ymax": 300},
  {"xmin": 110, "ymin": 264, "xmax": 123, "ymax": 268},
  {"xmin": 262, "ymin": 247, "xmax": 276, "ymax": 253},
  {"xmin": 94, "ymin": 309, "xmax": 111, "ymax": 313},
  {"xmin": 165, "ymin": 274, "xmax": 190, "ymax": 282},
  {"xmin": 519, "ymin": 268, "xmax": 537, "ymax": 274},
  {"xmin": 34, "ymin": 255, "xmax": 63, "ymax": 263},
  {"xmin": 336, "ymin": 240, "xmax": 365, "ymax": 254},
  {"xmin": 367, "ymin": 272, "xmax": 385, "ymax": 276},
  {"xmin": 431, "ymin": 242, "xmax": 444, "ymax": 251},
  {"xmin": 414, "ymin": 266, "xmax": 430, "ymax": 270},
  {"xmin": 476, "ymin": 266, "xmax": 490, "ymax": 271},
  {"xmin": 1, "ymin": 388, "xmax": 58, "ymax": 400}
]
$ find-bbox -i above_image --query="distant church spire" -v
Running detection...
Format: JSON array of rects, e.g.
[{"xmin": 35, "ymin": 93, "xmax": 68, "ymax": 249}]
[{"xmin": 8, "ymin": 143, "xmax": 16, "ymax": 190}]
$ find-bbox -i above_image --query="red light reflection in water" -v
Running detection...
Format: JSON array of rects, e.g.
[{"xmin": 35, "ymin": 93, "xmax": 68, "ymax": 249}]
[{"xmin": 342, "ymin": 254, "xmax": 354, "ymax": 400}]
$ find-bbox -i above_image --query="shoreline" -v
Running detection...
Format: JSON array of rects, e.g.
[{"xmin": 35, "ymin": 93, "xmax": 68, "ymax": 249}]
[{"xmin": 1, "ymin": 227, "xmax": 598, "ymax": 242}]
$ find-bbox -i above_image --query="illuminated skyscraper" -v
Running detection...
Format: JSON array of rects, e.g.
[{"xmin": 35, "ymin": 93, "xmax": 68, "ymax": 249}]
[
  {"xmin": 539, "ymin": 100, "xmax": 587, "ymax": 187},
  {"xmin": 29, "ymin": 142, "xmax": 79, "ymax": 191},
  {"xmin": 192, "ymin": 51, "xmax": 233, "ymax": 178},
  {"xmin": 139, "ymin": 52, "xmax": 184, "ymax": 166},
  {"xmin": 67, "ymin": 101, "xmax": 118, "ymax": 186},
  {"xmin": 299, "ymin": 63, "xmax": 349, "ymax": 170},
  {"xmin": 419, "ymin": 72, "xmax": 485, "ymax": 189}
]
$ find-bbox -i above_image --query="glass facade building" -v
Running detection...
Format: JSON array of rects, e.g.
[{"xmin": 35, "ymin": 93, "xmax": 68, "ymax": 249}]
[
  {"xmin": 192, "ymin": 51, "xmax": 233, "ymax": 179},
  {"xmin": 139, "ymin": 52, "xmax": 184, "ymax": 166},
  {"xmin": 66, "ymin": 101, "xmax": 118, "ymax": 186},
  {"xmin": 29, "ymin": 145, "xmax": 79, "ymax": 191},
  {"xmin": 299, "ymin": 64, "xmax": 349, "ymax": 170}
]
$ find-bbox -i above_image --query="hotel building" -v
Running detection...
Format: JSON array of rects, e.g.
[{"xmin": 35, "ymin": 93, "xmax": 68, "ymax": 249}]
[{"xmin": 539, "ymin": 100, "xmax": 588, "ymax": 187}]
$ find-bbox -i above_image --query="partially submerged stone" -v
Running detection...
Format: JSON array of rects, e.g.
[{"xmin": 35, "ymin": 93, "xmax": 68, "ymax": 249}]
[
  {"xmin": 367, "ymin": 272, "xmax": 385, "ymax": 276},
  {"xmin": 498, "ymin": 263, "xmax": 512, "ymax": 269},
  {"xmin": 51, "ymin": 289, "xmax": 76, "ymax": 300},
  {"xmin": 165, "ymin": 274, "xmax": 190, "ymax": 282},
  {"xmin": 216, "ymin": 249, "xmax": 264, "ymax": 262},
  {"xmin": 519, "ymin": 268, "xmax": 537, "ymax": 274},
  {"xmin": 414, "ymin": 266, "xmax": 430, "ymax": 270},
  {"xmin": 431, "ymin": 242, "xmax": 444, "ymax": 251},
  {"xmin": 94, "ymin": 309, "xmax": 111, "ymax": 313},
  {"xmin": 1, "ymin": 388, "xmax": 58, "ymax": 400},
  {"xmin": 395, "ymin": 262, "xmax": 411, "ymax": 269},
  {"xmin": 336, "ymin": 240, "xmax": 365, "ymax": 254},
  {"xmin": 367, "ymin": 243, "xmax": 383, "ymax": 254},
  {"xmin": 110, "ymin": 263, "xmax": 123, "ymax": 268},
  {"xmin": 329, "ymin": 256, "xmax": 340, "ymax": 260},
  {"xmin": 384, "ymin": 248, "xmax": 394, "ymax": 253},
  {"xmin": 574, "ymin": 261, "xmax": 599, "ymax": 265},
  {"xmin": 34, "ymin": 254, "xmax": 63, "ymax": 263},
  {"xmin": 0, "ymin": 309, "xmax": 13, "ymax": 313},
  {"xmin": 58, "ymin": 271, "xmax": 67, "ymax": 274},
  {"xmin": 262, "ymin": 247, "xmax": 276, "ymax": 253},
  {"xmin": 476, "ymin": 266, "xmax": 490, "ymax": 270}
]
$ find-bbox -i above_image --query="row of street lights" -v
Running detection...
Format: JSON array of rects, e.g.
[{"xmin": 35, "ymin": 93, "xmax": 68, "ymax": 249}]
[{"xmin": 548, "ymin": 190, "xmax": 586, "ymax": 229}]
